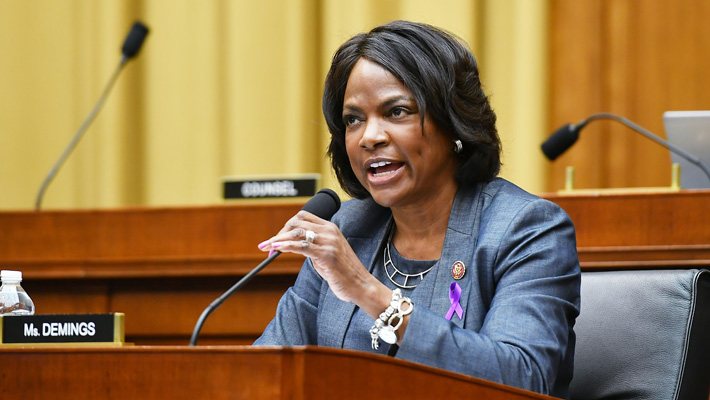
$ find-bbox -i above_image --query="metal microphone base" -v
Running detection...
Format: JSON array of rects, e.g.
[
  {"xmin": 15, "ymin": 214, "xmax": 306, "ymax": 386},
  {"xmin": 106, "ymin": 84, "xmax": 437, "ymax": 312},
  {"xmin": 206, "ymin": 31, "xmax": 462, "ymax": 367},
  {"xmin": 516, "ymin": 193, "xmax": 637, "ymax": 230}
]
[{"xmin": 556, "ymin": 164, "xmax": 683, "ymax": 196}]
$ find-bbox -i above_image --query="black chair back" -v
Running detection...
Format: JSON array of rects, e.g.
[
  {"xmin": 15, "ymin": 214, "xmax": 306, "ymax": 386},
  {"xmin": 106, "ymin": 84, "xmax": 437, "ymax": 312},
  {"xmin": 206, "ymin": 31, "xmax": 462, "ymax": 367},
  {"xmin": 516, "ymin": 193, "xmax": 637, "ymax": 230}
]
[{"xmin": 570, "ymin": 269, "xmax": 710, "ymax": 400}]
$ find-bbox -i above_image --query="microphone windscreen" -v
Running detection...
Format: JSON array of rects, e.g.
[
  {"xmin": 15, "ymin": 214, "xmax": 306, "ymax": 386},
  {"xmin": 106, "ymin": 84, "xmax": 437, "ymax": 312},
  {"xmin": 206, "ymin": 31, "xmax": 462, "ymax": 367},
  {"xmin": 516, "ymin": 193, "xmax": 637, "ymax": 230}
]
[
  {"xmin": 541, "ymin": 124, "xmax": 580, "ymax": 160},
  {"xmin": 122, "ymin": 22, "xmax": 149, "ymax": 59},
  {"xmin": 301, "ymin": 189, "xmax": 341, "ymax": 221}
]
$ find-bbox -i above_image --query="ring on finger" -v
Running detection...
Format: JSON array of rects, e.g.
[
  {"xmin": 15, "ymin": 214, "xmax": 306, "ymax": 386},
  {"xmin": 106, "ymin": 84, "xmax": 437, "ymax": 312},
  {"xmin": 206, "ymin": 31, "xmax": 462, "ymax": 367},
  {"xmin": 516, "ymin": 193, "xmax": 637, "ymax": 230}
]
[{"xmin": 305, "ymin": 230, "xmax": 316, "ymax": 244}]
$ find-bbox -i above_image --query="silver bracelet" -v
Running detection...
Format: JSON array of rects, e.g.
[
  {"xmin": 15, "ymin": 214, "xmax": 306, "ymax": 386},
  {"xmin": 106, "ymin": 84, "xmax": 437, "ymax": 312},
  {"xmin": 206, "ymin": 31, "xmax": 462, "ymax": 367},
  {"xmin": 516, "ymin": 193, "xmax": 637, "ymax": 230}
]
[{"xmin": 369, "ymin": 289, "xmax": 414, "ymax": 350}]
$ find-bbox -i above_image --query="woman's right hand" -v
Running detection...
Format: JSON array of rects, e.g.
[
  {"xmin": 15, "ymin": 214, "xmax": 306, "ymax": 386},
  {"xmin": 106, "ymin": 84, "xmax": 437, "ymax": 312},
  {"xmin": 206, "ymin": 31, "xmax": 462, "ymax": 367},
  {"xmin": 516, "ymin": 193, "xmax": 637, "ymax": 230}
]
[{"xmin": 258, "ymin": 210, "xmax": 392, "ymax": 317}]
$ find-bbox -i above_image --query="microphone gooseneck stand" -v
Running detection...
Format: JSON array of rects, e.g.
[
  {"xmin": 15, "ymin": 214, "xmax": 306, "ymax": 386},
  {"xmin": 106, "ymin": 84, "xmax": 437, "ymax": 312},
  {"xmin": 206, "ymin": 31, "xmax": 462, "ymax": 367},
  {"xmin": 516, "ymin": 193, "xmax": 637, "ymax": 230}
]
[
  {"xmin": 542, "ymin": 112, "xmax": 710, "ymax": 185},
  {"xmin": 35, "ymin": 22, "xmax": 149, "ymax": 210},
  {"xmin": 35, "ymin": 59, "xmax": 126, "ymax": 210},
  {"xmin": 189, "ymin": 250, "xmax": 281, "ymax": 346},
  {"xmin": 188, "ymin": 188, "xmax": 341, "ymax": 346}
]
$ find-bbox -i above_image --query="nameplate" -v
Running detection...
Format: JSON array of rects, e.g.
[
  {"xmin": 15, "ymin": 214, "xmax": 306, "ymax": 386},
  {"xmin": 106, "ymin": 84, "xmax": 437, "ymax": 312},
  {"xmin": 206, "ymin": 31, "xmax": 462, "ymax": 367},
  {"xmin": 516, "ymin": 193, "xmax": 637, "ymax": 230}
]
[
  {"xmin": 0, "ymin": 313, "xmax": 124, "ymax": 345},
  {"xmin": 223, "ymin": 174, "xmax": 320, "ymax": 199}
]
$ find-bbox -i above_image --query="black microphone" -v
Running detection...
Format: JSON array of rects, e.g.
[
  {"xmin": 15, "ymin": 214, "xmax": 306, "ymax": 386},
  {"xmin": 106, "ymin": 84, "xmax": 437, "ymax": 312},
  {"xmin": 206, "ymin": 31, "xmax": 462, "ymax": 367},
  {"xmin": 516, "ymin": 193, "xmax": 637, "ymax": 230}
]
[
  {"xmin": 541, "ymin": 112, "xmax": 710, "ymax": 183},
  {"xmin": 299, "ymin": 187, "xmax": 341, "ymax": 219},
  {"xmin": 189, "ymin": 189, "xmax": 341, "ymax": 346},
  {"xmin": 541, "ymin": 122, "xmax": 585, "ymax": 161},
  {"xmin": 35, "ymin": 21, "xmax": 150, "ymax": 210},
  {"xmin": 121, "ymin": 22, "xmax": 149, "ymax": 61}
]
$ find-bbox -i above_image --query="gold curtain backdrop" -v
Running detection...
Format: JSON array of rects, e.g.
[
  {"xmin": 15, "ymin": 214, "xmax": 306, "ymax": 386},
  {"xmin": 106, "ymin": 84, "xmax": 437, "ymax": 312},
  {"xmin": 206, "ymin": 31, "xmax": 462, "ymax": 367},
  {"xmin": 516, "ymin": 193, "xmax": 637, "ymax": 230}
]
[{"xmin": 0, "ymin": 0, "xmax": 548, "ymax": 210}]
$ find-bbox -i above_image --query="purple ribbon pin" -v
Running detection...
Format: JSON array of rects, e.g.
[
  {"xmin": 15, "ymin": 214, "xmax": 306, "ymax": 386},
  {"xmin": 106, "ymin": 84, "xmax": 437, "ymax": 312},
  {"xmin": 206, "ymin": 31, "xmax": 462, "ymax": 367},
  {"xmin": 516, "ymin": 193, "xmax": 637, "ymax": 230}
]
[{"xmin": 445, "ymin": 282, "xmax": 463, "ymax": 321}]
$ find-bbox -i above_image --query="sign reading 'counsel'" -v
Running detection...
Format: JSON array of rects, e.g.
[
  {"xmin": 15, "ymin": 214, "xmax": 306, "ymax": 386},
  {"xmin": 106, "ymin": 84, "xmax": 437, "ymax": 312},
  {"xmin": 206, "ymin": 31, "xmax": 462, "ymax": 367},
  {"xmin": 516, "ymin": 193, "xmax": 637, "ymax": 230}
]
[{"xmin": 223, "ymin": 174, "xmax": 320, "ymax": 200}]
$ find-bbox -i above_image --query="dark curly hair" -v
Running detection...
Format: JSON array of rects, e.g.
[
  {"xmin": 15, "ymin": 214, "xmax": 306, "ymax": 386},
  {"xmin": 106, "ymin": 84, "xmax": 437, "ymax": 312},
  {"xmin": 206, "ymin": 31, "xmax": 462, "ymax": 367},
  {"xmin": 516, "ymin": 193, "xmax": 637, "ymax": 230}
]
[{"xmin": 323, "ymin": 20, "xmax": 500, "ymax": 199}]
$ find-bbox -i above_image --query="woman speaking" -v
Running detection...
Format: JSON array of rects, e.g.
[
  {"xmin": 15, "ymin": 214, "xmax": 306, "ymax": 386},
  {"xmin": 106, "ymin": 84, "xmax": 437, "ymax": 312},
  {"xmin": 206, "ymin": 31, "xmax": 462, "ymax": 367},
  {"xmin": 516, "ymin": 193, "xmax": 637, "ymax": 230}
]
[{"xmin": 255, "ymin": 20, "xmax": 580, "ymax": 398}]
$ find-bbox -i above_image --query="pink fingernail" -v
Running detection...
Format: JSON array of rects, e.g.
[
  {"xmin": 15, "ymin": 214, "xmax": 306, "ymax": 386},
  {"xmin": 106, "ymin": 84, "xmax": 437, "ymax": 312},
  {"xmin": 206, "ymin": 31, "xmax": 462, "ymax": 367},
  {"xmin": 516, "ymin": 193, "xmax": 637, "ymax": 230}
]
[
  {"xmin": 268, "ymin": 249, "xmax": 275, "ymax": 257},
  {"xmin": 258, "ymin": 240, "xmax": 270, "ymax": 250},
  {"xmin": 272, "ymin": 242, "xmax": 282, "ymax": 249}
]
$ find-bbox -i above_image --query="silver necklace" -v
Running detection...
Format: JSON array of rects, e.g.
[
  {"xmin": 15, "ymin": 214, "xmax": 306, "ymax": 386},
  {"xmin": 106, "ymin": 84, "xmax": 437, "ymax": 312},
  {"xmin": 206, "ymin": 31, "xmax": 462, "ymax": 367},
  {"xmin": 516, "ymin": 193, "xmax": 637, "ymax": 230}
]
[{"xmin": 383, "ymin": 228, "xmax": 435, "ymax": 289}]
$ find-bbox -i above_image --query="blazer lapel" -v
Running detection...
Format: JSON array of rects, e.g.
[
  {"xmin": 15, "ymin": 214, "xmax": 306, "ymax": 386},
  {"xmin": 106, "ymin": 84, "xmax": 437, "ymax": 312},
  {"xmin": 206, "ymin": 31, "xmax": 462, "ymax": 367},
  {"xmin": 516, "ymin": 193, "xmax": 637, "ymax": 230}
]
[
  {"xmin": 317, "ymin": 216, "xmax": 392, "ymax": 348},
  {"xmin": 423, "ymin": 185, "xmax": 483, "ymax": 329}
]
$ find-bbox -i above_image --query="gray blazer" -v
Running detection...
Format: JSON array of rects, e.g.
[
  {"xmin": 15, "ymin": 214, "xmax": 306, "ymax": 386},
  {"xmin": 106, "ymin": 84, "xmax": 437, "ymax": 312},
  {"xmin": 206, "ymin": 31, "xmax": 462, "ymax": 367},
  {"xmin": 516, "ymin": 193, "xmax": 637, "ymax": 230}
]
[{"xmin": 255, "ymin": 178, "xmax": 580, "ymax": 398}]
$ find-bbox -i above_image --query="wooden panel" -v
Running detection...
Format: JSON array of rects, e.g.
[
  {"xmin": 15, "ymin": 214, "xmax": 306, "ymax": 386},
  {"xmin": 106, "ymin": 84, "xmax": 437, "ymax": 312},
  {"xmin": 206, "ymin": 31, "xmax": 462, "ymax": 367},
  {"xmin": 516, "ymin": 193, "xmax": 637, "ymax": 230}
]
[
  {"xmin": 543, "ymin": 190, "xmax": 710, "ymax": 269},
  {"xmin": 20, "ymin": 273, "xmax": 297, "ymax": 346},
  {"xmin": 0, "ymin": 203, "xmax": 304, "ymax": 278},
  {"xmin": 0, "ymin": 203, "xmax": 306, "ymax": 345},
  {"xmin": 548, "ymin": 0, "xmax": 710, "ymax": 191},
  {"xmin": 0, "ymin": 346, "xmax": 556, "ymax": 400},
  {"xmin": 23, "ymin": 281, "xmax": 110, "ymax": 314},
  {"xmin": 110, "ymin": 276, "xmax": 295, "ymax": 338},
  {"xmin": 547, "ymin": 0, "xmax": 606, "ymax": 188}
]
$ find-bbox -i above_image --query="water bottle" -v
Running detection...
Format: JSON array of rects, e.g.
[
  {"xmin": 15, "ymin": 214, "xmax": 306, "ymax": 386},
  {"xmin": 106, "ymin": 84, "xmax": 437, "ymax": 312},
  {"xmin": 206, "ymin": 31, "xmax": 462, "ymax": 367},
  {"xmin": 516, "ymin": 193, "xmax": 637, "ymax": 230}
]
[{"xmin": 0, "ymin": 270, "xmax": 35, "ymax": 315}]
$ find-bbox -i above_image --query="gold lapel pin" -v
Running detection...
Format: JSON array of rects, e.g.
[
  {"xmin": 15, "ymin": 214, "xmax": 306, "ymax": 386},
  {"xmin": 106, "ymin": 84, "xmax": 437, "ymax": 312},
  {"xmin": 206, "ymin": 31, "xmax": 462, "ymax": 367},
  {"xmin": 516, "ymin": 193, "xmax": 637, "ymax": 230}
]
[{"xmin": 451, "ymin": 261, "xmax": 466, "ymax": 280}]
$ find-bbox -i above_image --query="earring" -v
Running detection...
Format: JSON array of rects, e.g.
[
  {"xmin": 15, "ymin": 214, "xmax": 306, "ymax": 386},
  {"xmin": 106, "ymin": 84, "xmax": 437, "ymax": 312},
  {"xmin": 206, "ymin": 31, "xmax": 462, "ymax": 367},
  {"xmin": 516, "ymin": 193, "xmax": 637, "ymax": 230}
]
[{"xmin": 453, "ymin": 139, "xmax": 463, "ymax": 153}]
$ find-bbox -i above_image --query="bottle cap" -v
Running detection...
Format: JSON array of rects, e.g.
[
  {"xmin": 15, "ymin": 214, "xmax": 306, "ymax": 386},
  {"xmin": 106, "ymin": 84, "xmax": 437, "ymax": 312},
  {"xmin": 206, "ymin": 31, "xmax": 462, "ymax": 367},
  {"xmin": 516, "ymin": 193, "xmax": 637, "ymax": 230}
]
[{"xmin": 1, "ymin": 270, "xmax": 23, "ymax": 282}]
